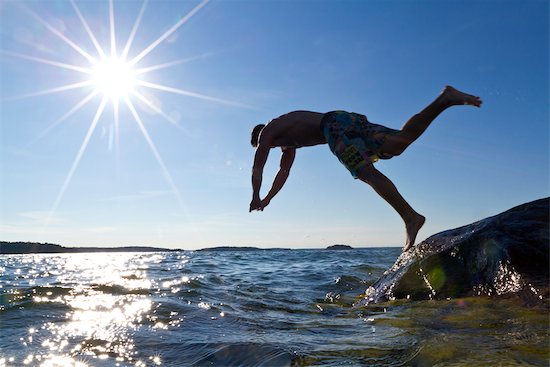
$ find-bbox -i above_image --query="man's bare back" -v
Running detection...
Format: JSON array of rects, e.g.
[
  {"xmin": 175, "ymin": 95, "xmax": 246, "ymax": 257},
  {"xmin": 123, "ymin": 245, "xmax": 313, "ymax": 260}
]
[{"xmin": 259, "ymin": 111, "xmax": 326, "ymax": 148}]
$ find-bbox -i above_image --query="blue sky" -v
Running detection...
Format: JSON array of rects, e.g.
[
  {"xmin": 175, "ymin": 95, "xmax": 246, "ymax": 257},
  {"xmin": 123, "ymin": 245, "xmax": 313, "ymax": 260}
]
[{"xmin": 0, "ymin": 0, "xmax": 548, "ymax": 249}]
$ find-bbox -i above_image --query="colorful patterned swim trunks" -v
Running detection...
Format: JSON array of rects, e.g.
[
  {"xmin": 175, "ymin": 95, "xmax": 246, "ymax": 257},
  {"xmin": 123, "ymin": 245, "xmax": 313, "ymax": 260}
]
[{"xmin": 321, "ymin": 110, "xmax": 398, "ymax": 178}]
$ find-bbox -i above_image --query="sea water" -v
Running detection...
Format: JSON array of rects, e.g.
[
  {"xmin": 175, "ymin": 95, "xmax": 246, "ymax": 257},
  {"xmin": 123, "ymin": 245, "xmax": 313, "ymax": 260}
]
[{"xmin": 0, "ymin": 249, "xmax": 548, "ymax": 366}]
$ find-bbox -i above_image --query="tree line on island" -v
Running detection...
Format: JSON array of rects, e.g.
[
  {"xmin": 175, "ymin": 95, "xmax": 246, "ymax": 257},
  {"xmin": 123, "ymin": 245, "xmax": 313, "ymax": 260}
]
[{"xmin": 0, "ymin": 241, "xmax": 173, "ymax": 254}]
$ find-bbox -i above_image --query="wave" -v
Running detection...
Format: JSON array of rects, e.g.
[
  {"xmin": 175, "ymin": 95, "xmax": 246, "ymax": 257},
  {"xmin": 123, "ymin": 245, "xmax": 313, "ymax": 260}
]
[
  {"xmin": 157, "ymin": 342, "xmax": 293, "ymax": 366},
  {"xmin": 91, "ymin": 284, "xmax": 151, "ymax": 295}
]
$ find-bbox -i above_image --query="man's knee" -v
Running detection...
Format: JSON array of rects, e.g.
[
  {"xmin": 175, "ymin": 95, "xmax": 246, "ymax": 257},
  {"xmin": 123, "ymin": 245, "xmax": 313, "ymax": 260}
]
[
  {"xmin": 384, "ymin": 147, "xmax": 404, "ymax": 157},
  {"xmin": 380, "ymin": 134, "xmax": 408, "ymax": 157},
  {"xmin": 357, "ymin": 164, "xmax": 378, "ymax": 184}
]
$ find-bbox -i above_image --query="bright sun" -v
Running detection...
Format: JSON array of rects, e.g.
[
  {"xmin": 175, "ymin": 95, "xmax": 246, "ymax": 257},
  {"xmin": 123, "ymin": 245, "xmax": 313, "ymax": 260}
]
[
  {"xmin": 6, "ymin": 0, "xmax": 247, "ymax": 220},
  {"xmin": 90, "ymin": 56, "xmax": 136, "ymax": 101}
]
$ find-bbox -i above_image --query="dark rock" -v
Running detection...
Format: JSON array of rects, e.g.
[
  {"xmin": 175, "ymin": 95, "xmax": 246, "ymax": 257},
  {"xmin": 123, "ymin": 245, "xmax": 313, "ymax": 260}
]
[
  {"xmin": 326, "ymin": 244, "xmax": 354, "ymax": 250},
  {"xmin": 359, "ymin": 198, "xmax": 549, "ymax": 305}
]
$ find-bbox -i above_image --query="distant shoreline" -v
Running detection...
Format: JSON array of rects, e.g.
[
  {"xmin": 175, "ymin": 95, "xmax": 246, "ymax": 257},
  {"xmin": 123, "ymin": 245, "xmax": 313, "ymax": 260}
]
[
  {"xmin": 0, "ymin": 241, "xmax": 177, "ymax": 254},
  {"xmin": 0, "ymin": 241, "xmax": 400, "ymax": 254}
]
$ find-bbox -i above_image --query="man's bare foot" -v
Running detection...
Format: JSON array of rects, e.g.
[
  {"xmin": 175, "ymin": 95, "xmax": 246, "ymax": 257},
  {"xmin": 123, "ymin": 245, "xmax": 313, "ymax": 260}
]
[
  {"xmin": 440, "ymin": 85, "xmax": 482, "ymax": 107},
  {"xmin": 403, "ymin": 214, "xmax": 426, "ymax": 252}
]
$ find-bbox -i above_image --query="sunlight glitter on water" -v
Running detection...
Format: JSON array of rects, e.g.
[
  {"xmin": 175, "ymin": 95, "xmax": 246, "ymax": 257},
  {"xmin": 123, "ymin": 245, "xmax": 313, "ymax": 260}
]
[{"xmin": 4, "ymin": 253, "xmax": 170, "ymax": 366}]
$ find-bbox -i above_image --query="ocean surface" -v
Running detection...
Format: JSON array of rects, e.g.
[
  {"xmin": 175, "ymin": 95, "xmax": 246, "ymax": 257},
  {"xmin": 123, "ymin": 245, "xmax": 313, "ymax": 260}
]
[{"xmin": 0, "ymin": 248, "xmax": 548, "ymax": 366}]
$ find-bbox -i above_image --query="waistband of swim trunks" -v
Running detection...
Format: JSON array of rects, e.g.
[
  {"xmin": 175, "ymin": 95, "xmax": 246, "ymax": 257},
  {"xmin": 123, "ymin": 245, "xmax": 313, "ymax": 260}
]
[{"xmin": 320, "ymin": 110, "xmax": 346, "ymax": 132}]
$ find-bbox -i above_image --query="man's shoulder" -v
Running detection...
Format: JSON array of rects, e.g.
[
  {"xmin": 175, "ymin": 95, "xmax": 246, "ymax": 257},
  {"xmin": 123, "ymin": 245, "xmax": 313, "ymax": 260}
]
[
  {"xmin": 268, "ymin": 110, "xmax": 323, "ymax": 126},
  {"xmin": 286, "ymin": 110, "xmax": 323, "ymax": 118}
]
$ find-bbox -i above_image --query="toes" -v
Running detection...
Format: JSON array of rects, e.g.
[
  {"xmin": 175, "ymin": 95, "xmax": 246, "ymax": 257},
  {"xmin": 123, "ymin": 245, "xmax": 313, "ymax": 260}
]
[{"xmin": 467, "ymin": 96, "xmax": 482, "ymax": 107}]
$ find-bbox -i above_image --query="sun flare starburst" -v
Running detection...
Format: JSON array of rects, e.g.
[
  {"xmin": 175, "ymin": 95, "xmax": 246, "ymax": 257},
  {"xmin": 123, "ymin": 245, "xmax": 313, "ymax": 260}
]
[
  {"xmin": 90, "ymin": 56, "xmax": 137, "ymax": 101},
  {"xmin": 1, "ymin": 0, "xmax": 247, "ymax": 224}
]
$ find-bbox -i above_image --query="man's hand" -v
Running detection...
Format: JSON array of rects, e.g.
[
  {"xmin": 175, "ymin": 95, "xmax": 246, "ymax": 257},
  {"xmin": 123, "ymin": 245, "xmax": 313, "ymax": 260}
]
[
  {"xmin": 249, "ymin": 197, "xmax": 263, "ymax": 212},
  {"xmin": 260, "ymin": 197, "xmax": 271, "ymax": 209},
  {"xmin": 249, "ymin": 197, "xmax": 272, "ymax": 212}
]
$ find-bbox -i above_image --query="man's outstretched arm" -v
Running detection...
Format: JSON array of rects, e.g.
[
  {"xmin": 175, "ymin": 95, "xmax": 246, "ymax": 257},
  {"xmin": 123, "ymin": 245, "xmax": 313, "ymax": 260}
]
[
  {"xmin": 260, "ymin": 148, "xmax": 296, "ymax": 209},
  {"xmin": 250, "ymin": 144, "xmax": 270, "ymax": 212}
]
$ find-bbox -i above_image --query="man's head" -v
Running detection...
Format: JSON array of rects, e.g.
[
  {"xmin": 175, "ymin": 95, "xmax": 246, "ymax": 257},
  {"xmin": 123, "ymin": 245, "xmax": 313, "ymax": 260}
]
[{"xmin": 251, "ymin": 124, "xmax": 265, "ymax": 148}]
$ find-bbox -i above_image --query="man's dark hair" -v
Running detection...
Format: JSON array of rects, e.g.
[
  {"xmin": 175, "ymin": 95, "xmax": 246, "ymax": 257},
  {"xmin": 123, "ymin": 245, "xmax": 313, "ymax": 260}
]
[{"xmin": 251, "ymin": 124, "xmax": 266, "ymax": 147}]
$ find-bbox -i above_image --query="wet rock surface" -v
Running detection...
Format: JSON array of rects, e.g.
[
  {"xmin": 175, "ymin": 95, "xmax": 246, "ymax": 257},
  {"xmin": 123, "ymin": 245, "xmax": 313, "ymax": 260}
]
[{"xmin": 360, "ymin": 198, "xmax": 549, "ymax": 305}]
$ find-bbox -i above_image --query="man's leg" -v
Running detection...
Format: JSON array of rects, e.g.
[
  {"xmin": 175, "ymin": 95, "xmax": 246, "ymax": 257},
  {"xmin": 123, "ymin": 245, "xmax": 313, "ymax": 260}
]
[
  {"xmin": 380, "ymin": 86, "xmax": 482, "ymax": 156},
  {"xmin": 356, "ymin": 163, "xmax": 425, "ymax": 251}
]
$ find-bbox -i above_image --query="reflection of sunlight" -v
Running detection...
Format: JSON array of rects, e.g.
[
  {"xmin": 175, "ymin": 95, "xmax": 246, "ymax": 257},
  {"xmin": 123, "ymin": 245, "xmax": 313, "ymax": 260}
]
[
  {"xmin": 24, "ymin": 355, "xmax": 89, "ymax": 366},
  {"xmin": 1, "ymin": 250, "xmax": 198, "ymax": 365},
  {"xmin": 21, "ymin": 253, "xmax": 164, "ymax": 365},
  {"xmin": 57, "ymin": 253, "xmax": 153, "ymax": 289}
]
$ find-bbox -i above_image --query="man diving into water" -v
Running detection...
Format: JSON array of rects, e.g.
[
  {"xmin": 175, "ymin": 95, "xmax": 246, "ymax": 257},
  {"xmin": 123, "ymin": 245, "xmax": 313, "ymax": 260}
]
[{"xmin": 249, "ymin": 86, "xmax": 482, "ymax": 251}]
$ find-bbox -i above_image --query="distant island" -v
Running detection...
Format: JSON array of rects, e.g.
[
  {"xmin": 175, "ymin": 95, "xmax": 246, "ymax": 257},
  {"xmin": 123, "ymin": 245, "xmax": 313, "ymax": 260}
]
[
  {"xmin": 0, "ymin": 241, "xmax": 176, "ymax": 254},
  {"xmin": 326, "ymin": 244, "xmax": 354, "ymax": 250},
  {"xmin": 1, "ymin": 242, "xmax": 360, "ymax": 255}
]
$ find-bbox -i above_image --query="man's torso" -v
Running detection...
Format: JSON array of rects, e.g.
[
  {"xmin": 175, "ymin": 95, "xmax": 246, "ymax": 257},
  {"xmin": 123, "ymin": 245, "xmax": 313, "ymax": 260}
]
[{"xmin": 261, "ymin": 111, "xmax": 326, "ymax": 148}]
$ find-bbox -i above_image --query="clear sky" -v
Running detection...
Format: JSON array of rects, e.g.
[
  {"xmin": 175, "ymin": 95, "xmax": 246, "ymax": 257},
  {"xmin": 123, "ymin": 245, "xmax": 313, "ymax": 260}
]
[{"xmin": 0, "ymin": 0, "xmax": 548, "ymax": 250}]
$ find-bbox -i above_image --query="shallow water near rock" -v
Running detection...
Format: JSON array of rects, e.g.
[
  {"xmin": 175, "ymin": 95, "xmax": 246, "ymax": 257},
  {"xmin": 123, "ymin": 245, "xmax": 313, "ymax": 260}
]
[{"xmin": 1, "ymin": 249, "xmax": 548, "ymax": 366}]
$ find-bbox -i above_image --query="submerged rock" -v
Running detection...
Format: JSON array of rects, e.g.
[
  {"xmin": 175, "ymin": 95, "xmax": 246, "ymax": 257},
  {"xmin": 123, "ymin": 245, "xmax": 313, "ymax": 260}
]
[{"xmin": 360, "ymin": 198, "xmax": 549, "ymax": 305}]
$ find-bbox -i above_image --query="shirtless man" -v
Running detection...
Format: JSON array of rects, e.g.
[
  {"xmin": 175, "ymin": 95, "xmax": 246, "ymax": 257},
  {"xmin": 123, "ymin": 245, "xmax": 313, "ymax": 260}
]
[{"xmin": 249, "ymin": 86, "xmax": 482, "ymax": 251}]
